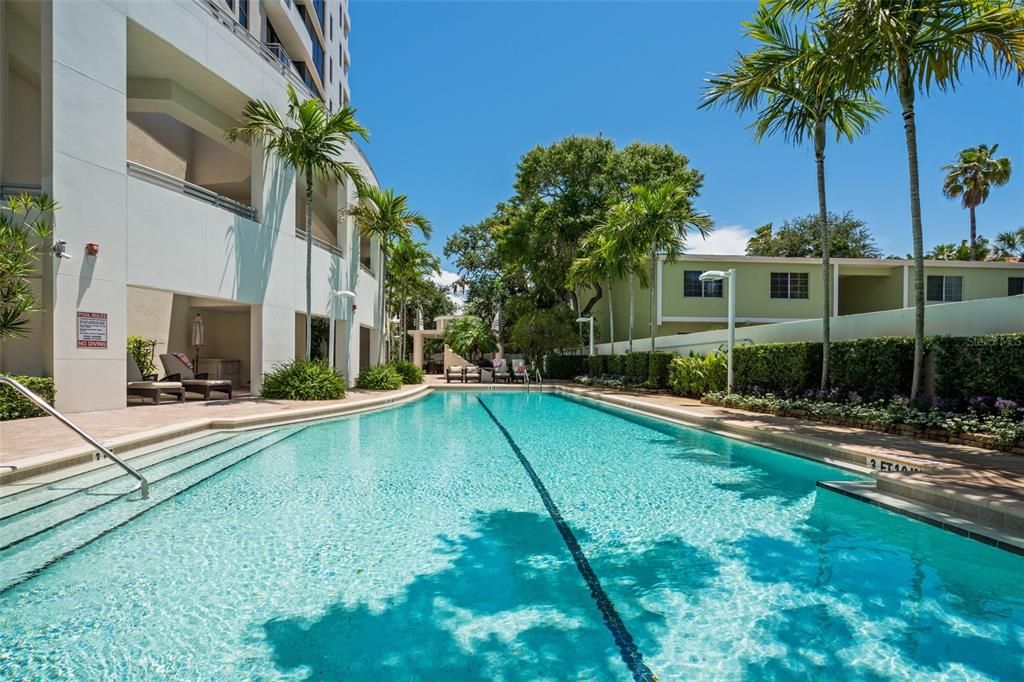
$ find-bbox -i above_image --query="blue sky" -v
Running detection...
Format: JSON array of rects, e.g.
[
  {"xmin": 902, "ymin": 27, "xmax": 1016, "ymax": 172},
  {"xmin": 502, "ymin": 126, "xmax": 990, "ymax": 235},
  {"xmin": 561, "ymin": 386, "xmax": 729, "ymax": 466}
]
[{"xmin": 349, "ymin": 1, "xmax": 1024, "ymax": 273}]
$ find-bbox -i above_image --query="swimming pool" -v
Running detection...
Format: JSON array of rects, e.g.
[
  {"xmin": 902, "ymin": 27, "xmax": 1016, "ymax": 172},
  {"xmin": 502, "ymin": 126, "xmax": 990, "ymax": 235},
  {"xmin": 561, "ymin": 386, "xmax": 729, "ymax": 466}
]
[{"xmin": 1, "ymin": 391, "xmax": 1022, "ymax": 680}]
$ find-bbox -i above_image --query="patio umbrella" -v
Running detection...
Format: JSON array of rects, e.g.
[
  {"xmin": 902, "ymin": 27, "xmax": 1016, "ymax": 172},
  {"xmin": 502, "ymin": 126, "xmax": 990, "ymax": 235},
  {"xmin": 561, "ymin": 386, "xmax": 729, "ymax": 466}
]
[{"xmin": 192, "ymin": 313, "xmax": 205, "ymax": 370}]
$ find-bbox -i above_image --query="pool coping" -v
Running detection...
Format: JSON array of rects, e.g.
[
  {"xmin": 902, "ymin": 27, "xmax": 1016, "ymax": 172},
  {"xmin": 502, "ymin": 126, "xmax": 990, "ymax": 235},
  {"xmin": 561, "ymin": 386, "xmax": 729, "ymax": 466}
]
[
  {"xmin": 549, "ymin": 385, "xmax": 1024, "ymax": 554},
  {"xmin": 5, "ymin": 382, "xmax": 1024, "ymax": 555},
  {"xmin": 0, "ymin": 385, "xmax": 431, "ymax": 486}
]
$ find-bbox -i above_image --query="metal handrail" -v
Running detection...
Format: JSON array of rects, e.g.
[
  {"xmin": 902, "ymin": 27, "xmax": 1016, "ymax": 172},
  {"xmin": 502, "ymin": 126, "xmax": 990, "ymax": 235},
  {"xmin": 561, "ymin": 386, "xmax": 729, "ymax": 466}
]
[
  {"xmin": 294, "ymin": 229, "xmax": 344, "ymax": 258},
  {"xmin": 0, "ymin": 377, "xmax": 149, "ymax": 498},
  {"xmin": 191, "ymin": 0, "xmax": 317, "ymax": 100},
  {"xmin": 127, "ymin": 161, "xmax": 257, "ymax": 221}
]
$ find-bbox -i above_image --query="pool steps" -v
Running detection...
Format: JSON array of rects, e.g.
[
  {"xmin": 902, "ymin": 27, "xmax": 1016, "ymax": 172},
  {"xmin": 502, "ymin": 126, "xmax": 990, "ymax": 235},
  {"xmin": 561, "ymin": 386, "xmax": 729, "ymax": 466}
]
[{"xmin": 0, "ymin": 426, "xmax": 303, "ymax": 593}]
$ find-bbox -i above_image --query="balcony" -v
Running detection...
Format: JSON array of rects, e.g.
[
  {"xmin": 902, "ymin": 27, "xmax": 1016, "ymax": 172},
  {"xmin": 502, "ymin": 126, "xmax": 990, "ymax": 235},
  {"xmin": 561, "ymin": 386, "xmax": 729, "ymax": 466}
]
[{"xmin": 127, "ymin": 162, "xmax": 256, "ymax": 221}]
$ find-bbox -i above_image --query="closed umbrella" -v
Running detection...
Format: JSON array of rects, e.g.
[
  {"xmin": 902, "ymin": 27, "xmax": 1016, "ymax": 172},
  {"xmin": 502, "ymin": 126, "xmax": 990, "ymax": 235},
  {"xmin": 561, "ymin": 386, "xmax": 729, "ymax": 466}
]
[{"xmin": 192, "ymin": 314, "xmax": 205, "ymax": 370}]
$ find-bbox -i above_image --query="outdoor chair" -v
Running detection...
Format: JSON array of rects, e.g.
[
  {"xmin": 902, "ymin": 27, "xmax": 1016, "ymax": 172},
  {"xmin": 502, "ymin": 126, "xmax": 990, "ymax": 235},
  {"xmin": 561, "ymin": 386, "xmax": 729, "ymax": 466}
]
[
  {"xmin": 160, "ymin": 353, "xmax": 233, "ymax": 400},
  {"xmin": 492, "ymin": 359, "xmax": 511, "ymax": 383},
  {"xmin": 511, "ymin": 359, "xmax": 528, "ymax": 383},
  {"xmin": 127, "ymin": 353, "xmax": 185, "ymax": 405},
  {"xmin": 445, "ymin": 365, "xmax": 464, "ymax": 383},
  {"xmin": 464, "ymin": 365, "xmax": 482, "ymax": 383}
]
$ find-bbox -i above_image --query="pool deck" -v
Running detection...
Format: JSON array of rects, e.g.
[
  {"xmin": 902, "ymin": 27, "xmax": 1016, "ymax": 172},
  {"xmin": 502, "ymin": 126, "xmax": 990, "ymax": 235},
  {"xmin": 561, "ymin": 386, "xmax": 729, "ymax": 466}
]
[{"xmin": 2, "ymin": 378, "xmax": 1023, "ymax": 550}]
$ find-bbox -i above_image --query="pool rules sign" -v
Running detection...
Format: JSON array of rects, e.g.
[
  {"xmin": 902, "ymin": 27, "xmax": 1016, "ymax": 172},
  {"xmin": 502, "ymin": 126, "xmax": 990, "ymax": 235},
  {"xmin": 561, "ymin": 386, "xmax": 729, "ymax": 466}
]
[{"xmin": 76, "ymin": 311, "xmax": 108, "ymax": 349}]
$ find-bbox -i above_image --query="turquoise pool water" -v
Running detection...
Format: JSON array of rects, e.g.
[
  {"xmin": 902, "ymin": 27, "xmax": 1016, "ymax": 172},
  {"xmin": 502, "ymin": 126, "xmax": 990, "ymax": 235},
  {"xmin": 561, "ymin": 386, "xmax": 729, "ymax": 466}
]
[{"xmin": 2, "ymin": 391, "xmax": 1023, "ymax": 680}]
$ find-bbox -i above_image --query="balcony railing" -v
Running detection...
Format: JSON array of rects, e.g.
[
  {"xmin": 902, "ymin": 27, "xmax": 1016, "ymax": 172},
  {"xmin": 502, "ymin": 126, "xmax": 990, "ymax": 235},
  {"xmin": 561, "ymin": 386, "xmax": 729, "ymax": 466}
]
[
  {"xmin": 192, "ymin": 0, "xmax": 317, "ymax": 101},
  {"xmin": 0, "ymin": 182, "xmax": 42, "ymax": 199},
  {"xmin": 295, "ymin": 228, "xmax": 344, "ymax": 258},
  {"xmin": 127, "ymin": 161, "xmax": 257, "ymax": 221}
]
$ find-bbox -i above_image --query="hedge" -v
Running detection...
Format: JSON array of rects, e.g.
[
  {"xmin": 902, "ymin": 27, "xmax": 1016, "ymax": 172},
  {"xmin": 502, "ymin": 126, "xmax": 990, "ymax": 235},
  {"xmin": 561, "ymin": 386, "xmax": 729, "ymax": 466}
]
[
  {"xmin": 545, "ymin": 355, "xmax": 587, "ymax": 380},
  {"xmin": 931, "ymin": 334, "xmax": 1024, "ymax": 402},
  {"xmin": 733, "ymin": 342, "xmax": 821, "ymax": 395},
  {"xmin": 0, "ymin": 375, "xmax": 56, "ymax": 420},
  {"xmin": 580, "ymin": 352, "xmax": 675, "ymax": 389}
]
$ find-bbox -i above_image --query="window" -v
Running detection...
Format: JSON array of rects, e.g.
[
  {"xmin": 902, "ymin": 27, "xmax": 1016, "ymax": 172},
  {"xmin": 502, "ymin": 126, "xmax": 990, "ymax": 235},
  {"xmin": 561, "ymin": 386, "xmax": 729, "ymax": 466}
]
[
  {"xmin": 239, "ymin": 0, "xmax": 248, "ymax": 29},
  {"xmin": 770, "ymin": 272, "xmax": 809, "ymax": 299},
  {"xmin": 926, "ymin": 275, "xmax": 963, "ymax": 302},
  {"xmin": 1009, "ymin": 277, "xmax": 1024, "ymax": 296},
  {"xmin": 683, "ymin": 270, "xmax": 722, "ymax": 298}
]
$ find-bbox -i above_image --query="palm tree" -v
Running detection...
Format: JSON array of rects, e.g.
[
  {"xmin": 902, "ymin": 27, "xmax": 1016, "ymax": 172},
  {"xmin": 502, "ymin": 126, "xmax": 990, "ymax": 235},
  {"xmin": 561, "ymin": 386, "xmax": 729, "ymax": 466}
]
[
  {"xmin": 701, "ymin": 9, "xmax": 883, "ymax": 391},
  {"xmin": 616, "ymin": 182, "xmax": 712, "ymax": 348},
  {"xmin": 942, "ymin": 144, "xmax": 1012, "ymax": 260},
  {"xmin": 569, "ymin": 227, "xmax": 618, "ymax": 354},
  {"xmin": 773, "ymin": 0, "xmax": 1024, "ymax": 399},
  {"xmin": 993, "ymin": 227, "xmax": 1024, "ymax": 260},
  {"xmin": 345, "ymin": 186, "xmax": 431, "ymax": 364},
  {"xmin": 388, "ymin": 238, "xmax": 440, "ymax": 360},
  {"xmin": 227, "ymin": 84, "xmax": 368, "ymax": 359}
]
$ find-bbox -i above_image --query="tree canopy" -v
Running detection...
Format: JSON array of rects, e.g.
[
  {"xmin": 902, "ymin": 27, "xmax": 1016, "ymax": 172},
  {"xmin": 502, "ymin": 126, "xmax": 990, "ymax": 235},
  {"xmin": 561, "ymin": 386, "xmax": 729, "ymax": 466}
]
[{"xmin": 746, "ymin": 212, "xmax": 881, "ymax": 258}]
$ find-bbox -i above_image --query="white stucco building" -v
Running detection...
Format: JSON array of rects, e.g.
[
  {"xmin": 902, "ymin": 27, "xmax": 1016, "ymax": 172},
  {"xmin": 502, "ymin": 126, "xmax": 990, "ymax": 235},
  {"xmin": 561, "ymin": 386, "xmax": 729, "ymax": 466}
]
[{"xmin": 0, "ymin": 0, "xmax": 382, "ymax": 412}]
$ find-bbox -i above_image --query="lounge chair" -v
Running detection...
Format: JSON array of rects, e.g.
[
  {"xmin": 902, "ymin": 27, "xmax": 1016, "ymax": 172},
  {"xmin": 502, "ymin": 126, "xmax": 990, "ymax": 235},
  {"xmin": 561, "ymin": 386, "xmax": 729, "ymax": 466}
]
[
  {"xmin": 492, "ymin": 359, "xmax": 510, "ymax": 383},
  {"xmin": 127, "ymin": 353, "xmax": 185, "ymax": 405},
  {"xmin": 464, "ymin": 365, "xmax": 482, "ymax": 383},
  {"xmin": 511, "ymin": 359, "xmax": 528, "ymax": 384},
  {"xmin": 445, "ymin": 365, "xmax": 464, "ymax": 383},
  {"xmin": 160, "ymin": 353, "xmax": 233, "ymax": 400}
]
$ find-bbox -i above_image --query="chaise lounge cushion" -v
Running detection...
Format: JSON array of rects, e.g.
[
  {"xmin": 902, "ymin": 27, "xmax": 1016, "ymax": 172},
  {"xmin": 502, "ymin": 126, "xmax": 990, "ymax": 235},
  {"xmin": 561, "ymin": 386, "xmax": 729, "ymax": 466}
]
[{"xmin": 159, "ymin": 354, "xmax": 233, "ymax": 398}]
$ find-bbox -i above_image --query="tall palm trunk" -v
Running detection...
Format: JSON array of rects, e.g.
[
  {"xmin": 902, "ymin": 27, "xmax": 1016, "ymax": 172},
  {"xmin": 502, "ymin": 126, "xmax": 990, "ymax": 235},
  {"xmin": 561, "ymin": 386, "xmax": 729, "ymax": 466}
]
[
  {"xmin": 607, "ymin": 279, "xmax": 615, "ymax": 356},
  {"xmin": 898, "ymin": 64, "xmax": 925, "ymax": 401},
  {"xmin": 379, "ymin": 250, "xmax": 388, "ymax": 364},
  {"xmin": 815, "ymin": 121, "xmax": 830, "ymax": 393},
  {"xmin": 649, "ymin": 250, "xmax": 657, "ymax": 352},
  {"xmin": 304, "ymin": 168, "xmax": 314, "ymax": 360},
  {"xmin": 628, "ymin": 271, "xmax": 635, "ymax": 353},
  {"xmin": 969, "ymin": 206, "xmax": 977, "ymax": 261},
  {"xmin": 400, "ymin": 281, "xmax": 407, "ymax": 360}
]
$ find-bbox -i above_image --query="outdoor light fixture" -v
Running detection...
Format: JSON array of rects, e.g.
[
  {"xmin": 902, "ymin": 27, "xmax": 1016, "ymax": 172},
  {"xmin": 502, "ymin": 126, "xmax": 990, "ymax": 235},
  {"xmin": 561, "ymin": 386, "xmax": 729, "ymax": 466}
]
[
  {"xmin": 53, "ymin": 240, "xmax": 72, "ymax": 260},
  {"xmin": 699, "ymin": 269, "xmax": 736, "ymax": 392},
  {"xmin": 329, "ymin": 290, "xmax": 357, "ymax": 368},
  {"xmin": 575, "ymin": 316, "xmax": 595, "ymax": 356}
]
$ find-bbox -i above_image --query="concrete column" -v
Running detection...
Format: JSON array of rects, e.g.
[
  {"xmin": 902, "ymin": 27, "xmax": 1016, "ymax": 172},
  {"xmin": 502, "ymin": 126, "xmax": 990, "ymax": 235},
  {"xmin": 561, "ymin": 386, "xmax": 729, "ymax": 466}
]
[
  {"xmin": 0, "ymin": 0, "xmax": 7, "ymax": 183},
  {"xmin": 250, "ymin": 303, "xmax": 294, "ymax": 394},
  {"xmin": 41, "ymin": 0, "xmax": 129, "ymax": 412},
  {"xmin": 411, "ymin": 332, "xmax": 424, "ymax": 369}
]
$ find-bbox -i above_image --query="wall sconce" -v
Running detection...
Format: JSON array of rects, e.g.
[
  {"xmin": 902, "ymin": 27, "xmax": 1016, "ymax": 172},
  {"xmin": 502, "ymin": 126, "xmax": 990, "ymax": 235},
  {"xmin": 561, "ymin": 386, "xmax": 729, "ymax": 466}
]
[
  {"xmin": 85, "ymin": 243, "xmax": 100, "ymax": 257},
  {"xmin": 53, "ymin": 240, "xmax": 72, "ymax": 260}
]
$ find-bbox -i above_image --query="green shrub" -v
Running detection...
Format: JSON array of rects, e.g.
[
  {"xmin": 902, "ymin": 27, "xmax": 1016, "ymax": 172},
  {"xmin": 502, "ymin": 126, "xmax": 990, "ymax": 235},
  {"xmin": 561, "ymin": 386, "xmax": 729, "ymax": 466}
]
[
  {"xmin": 0, "ymin": 374, "xmax": 56, "ymax": 420},
  {"xmin": 545, "ymin": 354, "xmax": 587, "ymax": 380},
  {"xmin": 389, "ymin": 359, "xmax": 424, "ymax": 385},
  {"xmin": 669, "ymin": 352, "xmax": 727, "ymax": 397},
  {"xmin": 625, "ymin": 351, "xmax": 650, "ymax": 379},
  {"xmin": 586, "ymin": 355, "xmax": 606, "ymax": 377},
  {"xmin": 261, "ymin": 359, "xmax": 346, "ymax": 400},
  {"xmin": 829, "ymin": 337, "xmax": 914, "ymax": 398},
  {"xmin": 127, "ymin": 335, "xmax": 157, "ymax": 375},
  {"xmin": 646, "ymin": 352, "xmax": 675, "ymax": 389},
  {"xmin": 606, "ymin": 355, "xmax": 625, "ymax": 375},
  {"xmin": 734, "ymin": 342, "xmax": 820, "ymax": 395},
  {"xmin": 931, "ymin": 334, "xmax": 1024, "ymax": 402},
  {"xmin": 355, "ymin": 365, "xmax": 403, "ymax": 391}
]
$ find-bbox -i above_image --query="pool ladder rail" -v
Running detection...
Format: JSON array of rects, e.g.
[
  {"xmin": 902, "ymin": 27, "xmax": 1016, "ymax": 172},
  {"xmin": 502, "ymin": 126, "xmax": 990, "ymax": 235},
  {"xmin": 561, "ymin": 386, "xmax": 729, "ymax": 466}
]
[
  {"xmin": 524, "ymin": 367, "xmax": 543, "ymax": 390},
  {"xmin": 0, "ymin": 376, "xmax": 150, "ymax": 499}
]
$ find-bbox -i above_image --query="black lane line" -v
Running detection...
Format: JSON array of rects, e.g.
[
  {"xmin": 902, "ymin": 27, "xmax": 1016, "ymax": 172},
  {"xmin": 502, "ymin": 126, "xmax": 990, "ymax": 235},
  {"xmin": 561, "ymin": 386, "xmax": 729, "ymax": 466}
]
[
  {"xmin": 476, "ymin": 396, "xmax": 657, "ymax": 682},
  {"xmin": 0, "ymin": 425, "xmax": 314, "ymax": 596}
]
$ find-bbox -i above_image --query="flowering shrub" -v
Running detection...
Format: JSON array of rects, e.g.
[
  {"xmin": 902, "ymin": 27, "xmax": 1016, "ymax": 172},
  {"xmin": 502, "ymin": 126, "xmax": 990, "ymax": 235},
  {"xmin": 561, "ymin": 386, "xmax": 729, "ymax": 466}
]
[{"xmin": 703, "ymin": 391, "xmax": 1024, "ymax": 450}]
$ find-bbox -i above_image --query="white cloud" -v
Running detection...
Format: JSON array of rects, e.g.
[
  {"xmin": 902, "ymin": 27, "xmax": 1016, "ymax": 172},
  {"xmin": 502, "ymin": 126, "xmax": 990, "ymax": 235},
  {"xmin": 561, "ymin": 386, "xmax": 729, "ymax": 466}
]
[
  {"xmin": 431, "ymin": 269, "xmax": 465, "ymax": 313},
  {"xmin": 686, "ymin": 225, "xmax": 752, "ymax": 255}
]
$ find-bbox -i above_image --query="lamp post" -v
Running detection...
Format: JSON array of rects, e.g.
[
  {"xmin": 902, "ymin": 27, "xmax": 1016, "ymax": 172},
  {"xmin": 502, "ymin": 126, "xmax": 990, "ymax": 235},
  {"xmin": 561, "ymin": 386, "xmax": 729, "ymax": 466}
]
[
  {"xmin": 699, "ymin": 269, "xmax": 736, "ymax": 392},
  {"xmin": 330, "ymin": 290, "xmax": 356, "ymax": 369},
  {"xmin": 575, "ymin": 316, "xmax": 595, "ymax": 356}
]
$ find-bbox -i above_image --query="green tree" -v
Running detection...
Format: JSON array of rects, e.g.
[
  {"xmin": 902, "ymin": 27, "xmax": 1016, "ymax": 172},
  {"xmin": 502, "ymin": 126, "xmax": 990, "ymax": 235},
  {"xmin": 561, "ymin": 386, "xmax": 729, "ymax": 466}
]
[
  {"xmin": 507, "ymin": 305, "xmax": 579, "ymax": 366},
  {"xmin": 777, "ymin": 0, "xmax": 1024, "ymax": 398},
  {"xmin": 227, "ymin": 84, "xmax": 367, "ymax": 359},
  {"xmin": 1, "ymin": 193, "xmax": 56, "ymax": 341},
  {"xmin": 927, "ymin": 237, "xmax": 991, "ymax": 261},
  {"xmin": 443, "ymin": 316, "xmax": 497, "ymax": 364},
  {"xmin": 942, "ymin": 143, "xmax": 1013, "ymax": 260},
  {"xmin": 345, "ymin": 186, "xmax": 431, "ymax": 364},
  {"xmin": 746, "ymin": 212, "xmax": 881, "ymax": 258},
  {"xmin": 616, "ymin": 182, "xmax": 712, "ymax": 347},
  {"xmin": 702, "ymin": 7, "xmax": 883, "ymax": 390},
  {"xmin": 993, "ymin": 226, "xmax": 1024, "ymax": 259},
  {"xmin": 387, "ymin": 238, "xmax": 440, "ymax": 360}
]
